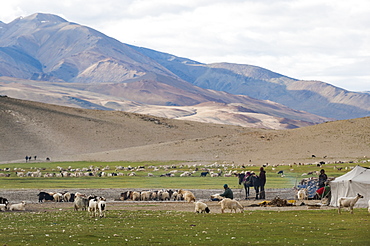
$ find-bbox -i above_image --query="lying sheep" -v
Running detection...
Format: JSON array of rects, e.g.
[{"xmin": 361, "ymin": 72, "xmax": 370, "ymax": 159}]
[
  {"xmin": 218, "ymin": 198, "xmax": 243, "ymax": 213},
  {"xmin": 9, "ymin": 201, "xmax": 26, "ymax": 211},
  {"xmin": 338, "ymin": 193, "xmax": 363, "ymax": 214},
  {"xmin": 194, "ymin": 201, "xmax": 210, "ymax": 213},
  {"xmin": 178, "ymin": 190, "xmax": 195, "ymax": 202}
]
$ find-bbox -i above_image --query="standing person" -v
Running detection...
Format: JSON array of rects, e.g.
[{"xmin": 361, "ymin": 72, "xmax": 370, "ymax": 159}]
[
  {"xmin": 259, "ymin": 167, "xmax": 266, "ymax": 199},
  {"xmin": 318, "ymin": 169, "xmax": 327, "ymax": 188},
  {"xmin": 219, "ymin": 184, "xmax": 233, "ymax": 199}
]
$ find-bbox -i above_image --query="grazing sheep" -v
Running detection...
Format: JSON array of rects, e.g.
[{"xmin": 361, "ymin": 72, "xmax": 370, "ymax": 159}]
[
  {"xmin": 200, "ymin": 171, "xmax": 209, "ymax": 177},
  {"xmin": 37, "ymin": 192, "xmax": 54, "ymax": 203},
  {"xmin": 178, "ymin": 189, "xmax": 196, "ymax": 202},
  {"xmin": 338, "ymin": 193, "xmax": 364, "ymax": 214},
  {"xmin": 194, "ymin": 201, "xmax": 210, "ymax": 213},
  {"xmin": 218, "ymin": 198, "xmax": 243, "ymax": 213},
  {"xmin": 9, "ymin": 201, "xmax": 26, "ymax": 211},
  {"xmin": 53, "ymin": 193, "xmax": 63, "ymax": 202},
  {"xmin": 141, "ymin": 191, "xmax": 152, "ymax": 201},
  {"xmin": 130, "ymin": 191, "xmax": 141, "ymax": 201}
]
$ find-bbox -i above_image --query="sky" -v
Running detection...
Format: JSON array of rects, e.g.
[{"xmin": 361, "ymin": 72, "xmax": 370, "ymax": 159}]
[{"xmin": 1, "ymin": 0, "xmax": 369, "ymax": 92}]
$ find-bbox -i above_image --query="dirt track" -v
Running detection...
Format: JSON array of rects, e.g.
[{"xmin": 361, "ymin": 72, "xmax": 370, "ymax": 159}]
[{"xmin": 0, "ymin": 188, "xmax": 333, "ymax": 213}]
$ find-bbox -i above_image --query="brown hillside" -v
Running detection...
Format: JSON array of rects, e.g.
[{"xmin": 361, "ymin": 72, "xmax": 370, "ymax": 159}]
[{"xmin": 1, "ymin": 96, "xmax": 369, "ymax": 165}]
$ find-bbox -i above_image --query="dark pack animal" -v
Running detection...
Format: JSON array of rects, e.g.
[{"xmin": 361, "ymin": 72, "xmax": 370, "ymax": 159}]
[{"xmin": 37, "ymin": 192, "xmax": 54, "ymax": 202}]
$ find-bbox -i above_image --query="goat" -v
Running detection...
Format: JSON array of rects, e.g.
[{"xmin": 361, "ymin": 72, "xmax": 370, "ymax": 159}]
[{"xmin": 338, "ymin": 193, "xmax": 364, "ymax": 214}]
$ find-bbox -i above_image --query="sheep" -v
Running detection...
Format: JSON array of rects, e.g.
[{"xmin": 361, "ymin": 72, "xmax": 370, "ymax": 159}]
[
  {"xmin": 9, "ymin": 201, "xmax": 26, "ymax": 211},
  {"xmin": 368, "ymin": 200, "xmax": 370, "ymax": 213},
  {"xmin": 53, "ymin": 193, "xmax": 63, "ymax": 202},
  {"xmin": 178, "ymin": 189, "xmax": 196, "ymax": 202},
  {"xmin": 194, "ymin": 201, "xmax": 210, "ymax": 213},
  {"xmin": 218, "ymin": 198, "xmax": 243, "ymax": 213},
  {"xmin": 141, "ymin": 191, "xmax": 152, "ymax": 201},
  {"xmin": 130, "ymin": 191, "xmax": 141, "ymax": 201},
  {"xmin": 338, "ymin": 193, "xmax": 364, "ymax": 214}
]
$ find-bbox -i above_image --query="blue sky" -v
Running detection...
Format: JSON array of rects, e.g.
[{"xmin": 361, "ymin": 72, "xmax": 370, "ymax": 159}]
[{"xmin": 1, "ymin": 0, "xmax": 369, "ymax": 91}]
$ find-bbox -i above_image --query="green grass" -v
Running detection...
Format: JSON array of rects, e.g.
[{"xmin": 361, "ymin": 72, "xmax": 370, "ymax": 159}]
[{"xmin": 0, "ymin": 208, "xmax": 368, "ymax": 245}]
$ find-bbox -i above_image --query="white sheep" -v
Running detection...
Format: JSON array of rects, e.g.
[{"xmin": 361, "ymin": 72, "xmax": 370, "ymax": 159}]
[
  {"xmin": 338, "ymin": 193, "xmax": 364, "ymax": 214},
  {"xmin": 368, "ymin": 200, "xmax": 370, "ymax": 213},
  {"xmin": 141, "ymin": 191, "xmax": 152, "ymax": 201},
  {"xmin": 9, "ymin": 201, "xmax": 26, "ymax": 211},
  {"xmin": 53, "ymin": 193, "xmax": 63, "ymax": 202},
  {"xmin": 130, "ymin": 191, "xmax": 141, "ymax": 201},
  {"xmin": 194, "ymin": 201, "xmax": 210, "ymax": 213},
  {"xmin": 218, "ymin": 198, "xmax": 243, "ymax": 213}
]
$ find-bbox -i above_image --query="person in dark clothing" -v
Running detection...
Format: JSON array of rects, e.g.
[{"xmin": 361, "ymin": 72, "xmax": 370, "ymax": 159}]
[
  {"xmin": 259, "ymin": 167, "xmax": 266, "ymax": 199},
  {"xmin": 219, "ymin": 184, "xmax": 233, "ymax": 199},
  {"xmin": 318, "ymin": 169, "xmax": 327, "ymax": 188},
  {"xmin": 250, "ymin": 172, "xmax": 261, "ymax": 199}
]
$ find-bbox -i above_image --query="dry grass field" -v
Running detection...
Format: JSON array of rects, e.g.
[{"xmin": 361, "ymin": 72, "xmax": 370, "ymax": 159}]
[{"xmin": 1, "ymin": 96, "xmax": 369, "ymax": 165}]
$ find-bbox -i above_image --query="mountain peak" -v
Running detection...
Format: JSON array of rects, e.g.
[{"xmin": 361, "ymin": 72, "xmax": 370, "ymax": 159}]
[{"xmin": 9, "ymin": 13, "xmax": 67, "ymax": 26}]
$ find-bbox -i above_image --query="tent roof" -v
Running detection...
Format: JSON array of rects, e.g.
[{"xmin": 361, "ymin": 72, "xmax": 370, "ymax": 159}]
[{"xmin": 331, "ymin": 165, "xmax": 370, "ymax": 184}]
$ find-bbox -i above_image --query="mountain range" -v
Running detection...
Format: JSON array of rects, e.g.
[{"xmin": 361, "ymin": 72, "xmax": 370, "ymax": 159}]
[{"xmin": 0, "ymin": 13, "xmax": 369, "ymax": 130}]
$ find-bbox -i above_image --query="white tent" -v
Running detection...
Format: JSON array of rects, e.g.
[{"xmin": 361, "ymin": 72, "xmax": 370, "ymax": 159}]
[{"xmin": 329, "ymin": 165, "xmax": 370, "ymax": 208}]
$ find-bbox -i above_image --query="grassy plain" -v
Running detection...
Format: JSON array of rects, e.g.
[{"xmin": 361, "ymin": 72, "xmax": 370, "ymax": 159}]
[
  {"xmin": 0, "ymin": 207, "xmax": 369, "ymax": 245},
  {"xmin": 0, "ymin": 161, "xmax": 369, "ymax": 245}
]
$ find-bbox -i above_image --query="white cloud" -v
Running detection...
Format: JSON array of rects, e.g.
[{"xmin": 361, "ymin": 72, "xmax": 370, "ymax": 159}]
[{"xmin": 0, "ymin": 0, "xmax": 369, "ymax": 91}]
